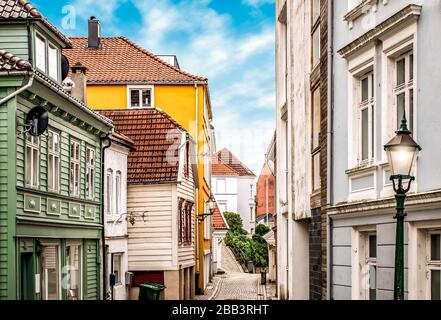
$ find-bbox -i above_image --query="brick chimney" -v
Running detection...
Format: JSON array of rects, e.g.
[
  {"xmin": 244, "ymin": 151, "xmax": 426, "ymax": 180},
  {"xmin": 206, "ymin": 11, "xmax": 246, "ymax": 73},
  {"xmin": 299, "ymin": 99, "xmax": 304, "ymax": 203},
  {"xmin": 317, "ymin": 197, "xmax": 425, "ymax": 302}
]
[
  {"xmin": 70, "ymin": 62, "xmax": 88, "ymax": 103},
  {"xmin": 88, "ymin": 16, "xmax": 101, "ymax": 49}
]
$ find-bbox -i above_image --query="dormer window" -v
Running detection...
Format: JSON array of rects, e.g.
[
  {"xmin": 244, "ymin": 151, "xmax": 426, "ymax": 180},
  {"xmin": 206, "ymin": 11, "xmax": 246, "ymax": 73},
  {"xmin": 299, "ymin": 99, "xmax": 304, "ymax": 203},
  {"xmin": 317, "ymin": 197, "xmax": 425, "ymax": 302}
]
[{"xmin": 35, "ymin": 32, "xmax": 59, "ymax": 81}]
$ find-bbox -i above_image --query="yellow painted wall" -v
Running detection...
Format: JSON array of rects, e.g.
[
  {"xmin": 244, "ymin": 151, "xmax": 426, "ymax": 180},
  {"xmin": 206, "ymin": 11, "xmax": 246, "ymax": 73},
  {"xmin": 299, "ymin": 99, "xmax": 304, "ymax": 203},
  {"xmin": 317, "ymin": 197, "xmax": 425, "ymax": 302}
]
[{"xmin": 86, "ymin": 85, "xmax": 127, "ymax": 110}]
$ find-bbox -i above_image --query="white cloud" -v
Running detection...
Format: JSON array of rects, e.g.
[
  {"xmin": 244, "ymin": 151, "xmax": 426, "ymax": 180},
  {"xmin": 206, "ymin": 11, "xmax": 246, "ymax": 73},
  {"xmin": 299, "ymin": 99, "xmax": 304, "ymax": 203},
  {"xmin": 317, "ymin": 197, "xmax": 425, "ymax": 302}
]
[{"xmin": 242, "ymin": 0, "xmax": 275, "ymax": 7}]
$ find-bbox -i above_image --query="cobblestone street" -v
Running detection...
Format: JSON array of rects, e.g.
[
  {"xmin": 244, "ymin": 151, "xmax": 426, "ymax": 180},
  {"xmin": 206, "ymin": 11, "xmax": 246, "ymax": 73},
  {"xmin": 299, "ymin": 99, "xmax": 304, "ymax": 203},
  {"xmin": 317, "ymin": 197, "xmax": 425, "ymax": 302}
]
[{"xmin": 195, "ymin": 272, "xmax": 268, "ymax": 300}]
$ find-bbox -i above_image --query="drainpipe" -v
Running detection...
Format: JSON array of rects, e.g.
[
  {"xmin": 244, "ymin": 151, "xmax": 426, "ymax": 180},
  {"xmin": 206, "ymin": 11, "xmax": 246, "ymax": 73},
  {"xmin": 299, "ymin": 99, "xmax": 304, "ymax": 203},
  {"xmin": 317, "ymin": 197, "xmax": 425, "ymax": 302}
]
[
  {"xmin": 0, "ymin": 75, "xmax": 34, "ymax": 107},
  {"xmin": 326, "ymin": 0, "xmax": 335, "ymax": 300},
  {"xmin": 101, "ymin": 134, "xmax": 112, "ymax": 300}
]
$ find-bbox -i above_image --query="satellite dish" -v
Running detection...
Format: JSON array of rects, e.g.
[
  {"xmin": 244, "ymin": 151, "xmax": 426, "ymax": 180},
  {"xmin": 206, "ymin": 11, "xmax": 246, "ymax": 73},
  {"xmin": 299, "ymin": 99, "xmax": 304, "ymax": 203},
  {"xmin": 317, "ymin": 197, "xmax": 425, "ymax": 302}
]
[
  {"xmin": 61, "ymin": 55, "xmax": 70, "ymax": 81},
  {"xmin": 25, "ymin": 106, "xmax": 49, "ymax": 136}
]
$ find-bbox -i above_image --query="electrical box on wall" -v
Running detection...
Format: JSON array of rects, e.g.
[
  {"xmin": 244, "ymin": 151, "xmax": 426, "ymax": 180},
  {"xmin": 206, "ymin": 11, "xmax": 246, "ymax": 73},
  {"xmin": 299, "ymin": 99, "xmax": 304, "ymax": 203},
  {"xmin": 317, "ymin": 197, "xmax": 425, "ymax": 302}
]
[
  {"xmin": 125, "ymin": 272, "xmax": 134, "ymax": 286},
  {"xmin": 109, "ymin": 273, "xmax": 116, "ymax": 287}
]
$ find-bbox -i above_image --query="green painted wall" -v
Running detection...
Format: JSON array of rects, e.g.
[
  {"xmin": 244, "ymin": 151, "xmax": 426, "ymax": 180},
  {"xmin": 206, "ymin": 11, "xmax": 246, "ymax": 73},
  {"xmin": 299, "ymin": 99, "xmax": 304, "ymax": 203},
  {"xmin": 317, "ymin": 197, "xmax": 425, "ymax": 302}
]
[{"xmin": 0, "ymin": 24, "xmax": 29, "ymax": 60}]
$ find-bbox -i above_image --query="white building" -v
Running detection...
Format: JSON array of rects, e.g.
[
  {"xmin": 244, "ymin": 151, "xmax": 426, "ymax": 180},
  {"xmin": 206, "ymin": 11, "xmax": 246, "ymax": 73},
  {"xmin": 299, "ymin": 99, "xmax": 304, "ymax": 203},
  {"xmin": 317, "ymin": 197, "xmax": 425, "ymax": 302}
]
[
  {"xmin": 211, "ymin": 148, "xmax": 256, "ymax": 234},
  {"xmin": 103, "ymin": 132, "xmax": 134, "ymax": 300},
  {"xmin": 211, "ymin": 202, "xmax": 229, "ymax": 273}
]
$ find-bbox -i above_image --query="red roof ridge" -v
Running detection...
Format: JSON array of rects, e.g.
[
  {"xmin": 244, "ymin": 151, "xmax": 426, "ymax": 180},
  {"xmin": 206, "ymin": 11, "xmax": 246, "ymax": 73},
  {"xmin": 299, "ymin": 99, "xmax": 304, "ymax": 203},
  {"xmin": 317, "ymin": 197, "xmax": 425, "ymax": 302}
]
[
  {"xmin": 213, "ymin": 147, "xmax": 255, "ymax": 177},
  {"xmin": 17, "ymin": 0, "xmax": 41, "ymax": 17}
]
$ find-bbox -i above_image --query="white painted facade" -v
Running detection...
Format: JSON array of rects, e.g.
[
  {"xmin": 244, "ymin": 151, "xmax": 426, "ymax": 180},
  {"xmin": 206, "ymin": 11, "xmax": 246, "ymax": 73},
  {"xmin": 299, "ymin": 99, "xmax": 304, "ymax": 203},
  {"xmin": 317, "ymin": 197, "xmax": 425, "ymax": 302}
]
[
  {"xmin": 104, "ymin": 137, "xmax": 131, "ymax": 300},
  {"xmin": 212, "ymin": 175, "xmax": 256, "ymax": 234},
  {"xmin": 275, "ymin": 0, "xmax": 312, "ymax": 300},
  {"xmin": 127, "ymin": 134, "xmax": 196, "ymax": 300}
]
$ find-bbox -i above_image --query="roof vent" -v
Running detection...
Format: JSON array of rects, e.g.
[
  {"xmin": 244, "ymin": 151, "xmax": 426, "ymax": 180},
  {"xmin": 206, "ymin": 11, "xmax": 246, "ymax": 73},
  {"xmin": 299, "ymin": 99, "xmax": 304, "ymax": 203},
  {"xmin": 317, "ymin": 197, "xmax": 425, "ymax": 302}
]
[{"xmin": 88, "ymin": 16, "xmax": 101, "ymax": 49}]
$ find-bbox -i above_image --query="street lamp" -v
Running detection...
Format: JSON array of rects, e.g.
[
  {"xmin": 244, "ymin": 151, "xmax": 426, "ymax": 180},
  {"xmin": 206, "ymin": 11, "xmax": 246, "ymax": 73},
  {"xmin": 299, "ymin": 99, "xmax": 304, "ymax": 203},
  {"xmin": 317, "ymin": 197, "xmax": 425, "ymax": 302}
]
[
  {"xmin": 197, "ymin": 195, "xmax": 217, "ymax": 222},
  {"xmin": 384, "ymin": 112, "xmax": 421, "ymax": 300}
]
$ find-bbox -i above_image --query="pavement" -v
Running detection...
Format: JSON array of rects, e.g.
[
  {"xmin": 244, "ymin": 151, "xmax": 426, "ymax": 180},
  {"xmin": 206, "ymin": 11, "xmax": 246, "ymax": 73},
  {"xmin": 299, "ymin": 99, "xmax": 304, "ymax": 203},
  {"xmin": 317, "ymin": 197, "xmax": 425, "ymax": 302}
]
[{"xmin": 195, "ymin": 242, "xmax": 277, "ymax": 300}]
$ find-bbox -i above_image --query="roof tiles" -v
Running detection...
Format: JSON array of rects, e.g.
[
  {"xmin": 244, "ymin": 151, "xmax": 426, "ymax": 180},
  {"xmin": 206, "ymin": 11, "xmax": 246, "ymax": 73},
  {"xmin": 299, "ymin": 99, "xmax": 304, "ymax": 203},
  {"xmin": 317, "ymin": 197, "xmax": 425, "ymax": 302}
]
[
  {"xmin": 99, "ymin": 109, "xmax": 186, "ymax": 184},
  {"xmin": 0, "ymin": 49, "xmax": 32, "ymax": 71},
  {"xmin": 212, "ymin": 148, "xmax": 255, "ymax": 177},
  {"xmin": 63, "ymin": 37, "xmax": 207, "ymax": 84},
  {"xmin": 212, "ymin": 202, "xmax": 228, "ymax": 230}
]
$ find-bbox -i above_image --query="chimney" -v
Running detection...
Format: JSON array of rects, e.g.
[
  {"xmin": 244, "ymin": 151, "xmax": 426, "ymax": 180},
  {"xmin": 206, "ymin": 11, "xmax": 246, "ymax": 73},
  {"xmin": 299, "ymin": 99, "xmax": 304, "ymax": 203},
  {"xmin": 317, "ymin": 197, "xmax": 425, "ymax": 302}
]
[
  {"xmin": 88, "ymin": 16, "xmax": 101, "ymax": 49},
  {"xmin": 70, "ymin": 62, "xmax": 88, "ymax": 103}
]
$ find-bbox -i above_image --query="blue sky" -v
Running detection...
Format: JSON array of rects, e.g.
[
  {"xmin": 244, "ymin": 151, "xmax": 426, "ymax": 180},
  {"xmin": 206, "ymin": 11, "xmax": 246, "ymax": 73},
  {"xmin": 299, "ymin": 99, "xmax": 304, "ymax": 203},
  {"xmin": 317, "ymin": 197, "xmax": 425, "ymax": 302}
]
[{"xmin": 32, "ymin": 0, "xmax": 275, "ymax": 175}]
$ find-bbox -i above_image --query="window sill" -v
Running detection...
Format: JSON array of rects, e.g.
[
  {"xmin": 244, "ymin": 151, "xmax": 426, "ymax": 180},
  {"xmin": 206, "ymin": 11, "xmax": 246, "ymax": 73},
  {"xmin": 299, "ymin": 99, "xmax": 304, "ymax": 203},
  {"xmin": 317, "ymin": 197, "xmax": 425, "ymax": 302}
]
[
  {"xmin": 345, "ymin": 161, "xmax": 377, "ymax": 176},
  {"xmin": 344, "ymin": 0, "xmax": 378, "ymax": 29}
]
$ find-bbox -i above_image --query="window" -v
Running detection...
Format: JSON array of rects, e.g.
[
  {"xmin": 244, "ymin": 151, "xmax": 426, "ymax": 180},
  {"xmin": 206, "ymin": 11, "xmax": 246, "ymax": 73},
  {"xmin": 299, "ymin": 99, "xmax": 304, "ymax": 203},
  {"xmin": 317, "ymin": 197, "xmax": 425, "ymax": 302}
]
[
  {"xmin": 106, "ymin": 170, "xmax": 113, "ymax": 215},
  {"xmin": 48, "ymin": 44, "xmax": 58, "ymax": 80},
  {"xmin": 115, "ymin": 171, "xmax": 121, "ymax": 215},
  {"xmin": 427, "ymin": 231, "xmax": 441, "ymax": 300},
  {"xmin": 311, "ymin": 0, "xmax": 320, "ymax": 69},
  {"xmin": 112, "ymin": 253, "xmax": 122, "ymax": 285},
  {"xmin": 40, "ymin": 244, "xmax": 60, "ymax": 300},
  {"xmin": 48, "ymin": 130, "xmax": 60, "ymax": 192},
  {"xmin": 184, "ymin": 142, "xmax": 190, "ymax": 178},
  {"xmin": 311, "ymin": 87, "xmax": 321, "ymax": 192},
  {"xmin": 35, "ymin": 33, "xmax": 46, "ymax": 72},
  {"xmin": 86, "ymin": 147, "xmax": 95, "ymax": 199},
  {"xmin": 394, "ymin": 51, "xmax": 414, "ymax": 132},
  {"xmin": 35, "ymin": 32, "xmax": 59, "ymax": 81},
  {"xmin": 26, "ymin": 134, "xmax": 39, "ymax": 187},
  {"xmin": 218, "ymin": 201, "xmax": 227, "ymax": 213},
  {"xmin": 65, "ymin": 244, "xmax": 81, "ymax": 300},
  {"xmin": 359, "ymin": 72, "xmax": 375, "ymax": 163},
  {"xmin": 250, "ymin": 184, "xmax": 254, "ymax": 198},
  {"xmin": 216, "ymin": 179, "xmax": 226, "ymax": 194},
  {"xmin": 128, "ymin": 86, "xmax": 153, "ymax": 108},
  {"xmin": 179, "ymin": 200, "xmax": 193, "ymax": 245},
  {"xmin": 70, "ymin": 140, "xmax": 80, "ymax": 197}
]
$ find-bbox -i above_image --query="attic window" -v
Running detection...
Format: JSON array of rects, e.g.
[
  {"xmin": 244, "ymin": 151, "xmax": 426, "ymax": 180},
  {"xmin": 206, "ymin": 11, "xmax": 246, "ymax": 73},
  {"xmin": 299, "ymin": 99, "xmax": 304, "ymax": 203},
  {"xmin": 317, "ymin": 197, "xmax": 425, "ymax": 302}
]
[
  {"xmin": 35, "ymin": 32, "xmax": 60, "ymax": 81},
  {"xmin": 127, "ymin": 86, "xmax": 154, "ymax": 109}
]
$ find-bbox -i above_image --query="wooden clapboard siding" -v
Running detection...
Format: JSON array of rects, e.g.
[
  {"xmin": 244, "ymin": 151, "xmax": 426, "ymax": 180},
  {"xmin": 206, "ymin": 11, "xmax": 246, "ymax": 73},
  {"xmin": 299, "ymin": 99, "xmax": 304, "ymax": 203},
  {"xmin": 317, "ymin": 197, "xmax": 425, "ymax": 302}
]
[
  {"xmin": 83, "ymin": 239, "xmax": 99, "ymax": 300},
  {"xmin": 0, "ymin": 24, "xmax": 29, "ymax": 60},
  {"xmin": 127, "ymin": 184, "xmax": 175, "ymax": 270},
  {"xmin": 177, "ymin": 159, "xmax": 195, "ymax": 268}
]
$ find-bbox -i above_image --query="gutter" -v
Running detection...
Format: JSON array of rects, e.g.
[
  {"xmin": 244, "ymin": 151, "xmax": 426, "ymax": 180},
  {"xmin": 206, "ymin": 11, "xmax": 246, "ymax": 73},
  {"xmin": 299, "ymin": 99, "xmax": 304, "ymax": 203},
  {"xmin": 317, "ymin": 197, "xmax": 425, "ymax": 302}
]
[
  {"xmin": 326, "ymin": 0, "xmax": 335, "ymax": 301},
  {"xmin": 101, "ymin": 134, "xmax": 112, "ymax": 300},
  {"xmin": 0, "ymin": 74, "xmax": 34, "ymax": 106}
]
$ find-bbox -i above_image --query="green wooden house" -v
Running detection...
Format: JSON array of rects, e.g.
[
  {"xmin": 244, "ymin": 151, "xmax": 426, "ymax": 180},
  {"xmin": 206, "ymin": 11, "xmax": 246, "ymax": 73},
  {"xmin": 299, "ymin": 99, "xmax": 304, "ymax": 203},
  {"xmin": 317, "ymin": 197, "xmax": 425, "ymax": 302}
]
[{"xmin": 0, "ymin": 0, "xmax": 113, "ymax": 300}]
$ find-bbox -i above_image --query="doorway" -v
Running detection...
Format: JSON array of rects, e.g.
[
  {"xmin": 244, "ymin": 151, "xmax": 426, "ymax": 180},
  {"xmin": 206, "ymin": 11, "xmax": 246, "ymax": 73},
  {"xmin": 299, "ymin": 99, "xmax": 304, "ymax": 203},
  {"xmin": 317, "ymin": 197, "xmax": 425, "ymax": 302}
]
[{"xmin": 20, "ymin": 252, "xmax": 35, "ymax": 300}]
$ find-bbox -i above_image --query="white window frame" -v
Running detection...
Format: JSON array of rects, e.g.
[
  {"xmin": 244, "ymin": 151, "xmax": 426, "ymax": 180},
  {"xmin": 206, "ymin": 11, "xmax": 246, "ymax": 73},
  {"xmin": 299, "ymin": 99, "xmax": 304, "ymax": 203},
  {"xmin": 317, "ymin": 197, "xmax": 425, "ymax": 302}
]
[
  {"xmin": 86, "ymin": 146, "xmax": 95, "ymax": 200},
  {"xmin": 351, "ymin": 226, "xmax": 377, "ymax": 300},
  {"xmin": 127, "ymin": 85, "xmax": 154, "ymax": 109},
  {"xmin": 358, "ymin": 72, "xmax": 375, "ymax": 164},
  {"xmin": 408, "ymin": 221, "xmax": 441, "ymax": 300},
  {"xmin": 48, "ymin": 130, "xmax": 60, "ymax": 192},
  {"xmin": 106, "ymin": 169, "xmax": 113, "ymax": 216},
  {"xmin": 26, "ymin": 134, "xmax": 40, "ymax": 188},
  {"xmin": 111, "ymin": 253, "xmax": 123, "ymax": 285},
  {"xmin": 216, "ymin": 178, "xmax": 226, "ymax": 194},
  {"xmin": 65, "ymin": 241, "xmax": 82, "ymax": 300},
  {"xmin": 70, "ymin": 140, "xmax": 80, "ymax": 197},
  {"xmin": 35, "ymin": 31, "xmax": 59, "ymax": 81},
  {"xmin": 426, "ymin": 230, "xmax": 441, "ymax": 300},
  {"xmin": 39, "ymin": 241, "xmax": 61, "ymax": 300},
  {"xmin": 115, "ymin": 171, "xmax": 121, "ymax": 215},
  {"xmin": 393, "ymin": 51, "xmax": 414, "ymax": 132}
]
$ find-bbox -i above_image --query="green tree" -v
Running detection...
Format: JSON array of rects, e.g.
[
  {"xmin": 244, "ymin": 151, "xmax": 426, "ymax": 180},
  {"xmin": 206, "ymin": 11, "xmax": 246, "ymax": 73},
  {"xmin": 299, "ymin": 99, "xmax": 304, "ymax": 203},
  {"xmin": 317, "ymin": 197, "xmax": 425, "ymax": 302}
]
[{"xmin": 255, "ymin": 224, "xmax": 270, "ymax": 237}]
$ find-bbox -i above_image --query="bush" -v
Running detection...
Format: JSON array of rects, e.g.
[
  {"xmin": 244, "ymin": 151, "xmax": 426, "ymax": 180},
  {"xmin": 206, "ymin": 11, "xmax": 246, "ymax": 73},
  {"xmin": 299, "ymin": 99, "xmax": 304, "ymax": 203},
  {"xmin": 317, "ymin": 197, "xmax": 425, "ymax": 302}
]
[
  {"xmin": 224, "ymin": 212, "xmax": 269, "ymax": 269},
  {"xmin": 255, "ymin": 224, "xmax": 270, "ymax": 237}
]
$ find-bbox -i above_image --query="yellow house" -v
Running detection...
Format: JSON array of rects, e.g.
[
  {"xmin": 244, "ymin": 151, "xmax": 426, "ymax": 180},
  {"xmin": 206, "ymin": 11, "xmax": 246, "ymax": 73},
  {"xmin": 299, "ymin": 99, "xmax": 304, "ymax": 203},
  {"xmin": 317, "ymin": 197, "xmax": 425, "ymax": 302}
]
[{"xmin": 63, "ymin": 18, "xmax": 215, "ymax": 295}]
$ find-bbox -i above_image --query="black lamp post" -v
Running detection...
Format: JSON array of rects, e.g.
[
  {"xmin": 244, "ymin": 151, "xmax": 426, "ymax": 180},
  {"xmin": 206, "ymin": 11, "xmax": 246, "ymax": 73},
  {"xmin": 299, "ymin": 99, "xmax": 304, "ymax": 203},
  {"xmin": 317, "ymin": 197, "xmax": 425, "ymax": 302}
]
[
  {"xmin": 197, "ymin": 195, "xmax": 217, "ymax": 222},
  {"xmin": 384, "ymin": 112, "xmax": 421, "ymax": 300}
]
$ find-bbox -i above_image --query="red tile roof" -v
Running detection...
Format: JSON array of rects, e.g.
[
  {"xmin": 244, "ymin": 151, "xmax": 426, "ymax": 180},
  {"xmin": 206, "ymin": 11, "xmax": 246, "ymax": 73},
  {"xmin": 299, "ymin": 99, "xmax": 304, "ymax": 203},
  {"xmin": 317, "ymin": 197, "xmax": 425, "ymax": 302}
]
[
  {"xmin": 0, "ymin": 49, "xmax": 32, "ymax": 71},
  {"xmin": 256, "ymin": 161, "xmax": 275, "ymax": 218},
  {"xmin": 212, "ymin": 202, "xmax": 229, "ymax": 230},
  {"xmin": 0, "ymin": 0, "xmax": 72, "ymax": 47},
  {"xmin": 212, "ymin": 148, "xmax": 255, "ymax": 177},
  {"xmin": 63, "ymin": 37, "xmax": 207, "ymax": 84},
  {"xmin": 99, "ymin": 109, "xmax": 186, "ymax": 184}
]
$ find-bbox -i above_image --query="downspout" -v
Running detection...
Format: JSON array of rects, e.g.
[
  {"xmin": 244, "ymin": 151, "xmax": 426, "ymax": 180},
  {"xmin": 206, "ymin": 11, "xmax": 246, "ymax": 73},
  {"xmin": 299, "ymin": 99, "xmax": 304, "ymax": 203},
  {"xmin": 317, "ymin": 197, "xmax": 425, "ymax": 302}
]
[
  {"xmin": 101, "ymin": 134, "xmax": 112, "ymax": 300},
  {"xmin": 0, "ymin": 75, "xmax": 34, "ymax": 107},
  {"xmin": 326, "ymin": 0, "xmax": 334, "ymax": 300}
]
